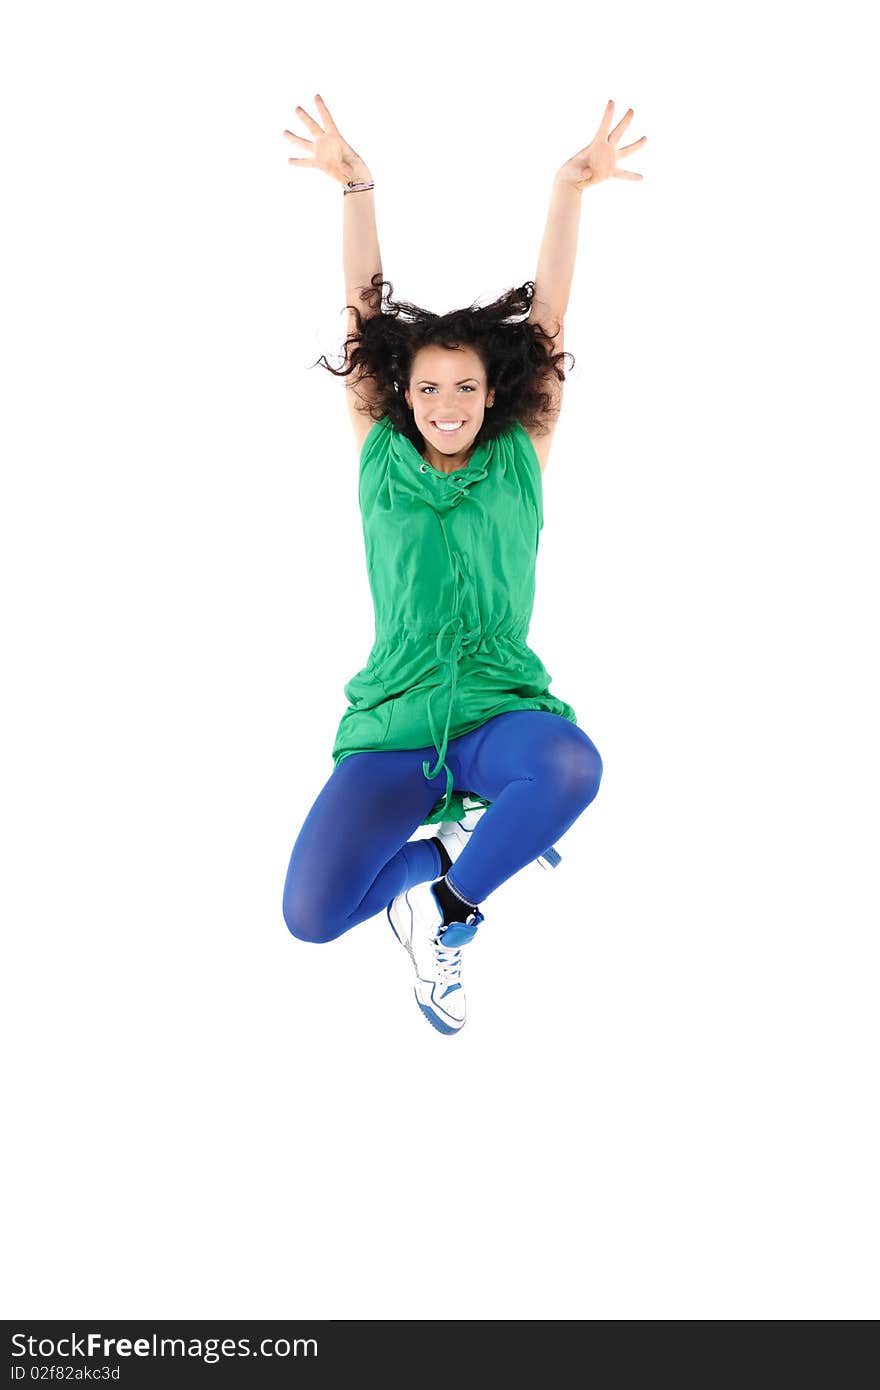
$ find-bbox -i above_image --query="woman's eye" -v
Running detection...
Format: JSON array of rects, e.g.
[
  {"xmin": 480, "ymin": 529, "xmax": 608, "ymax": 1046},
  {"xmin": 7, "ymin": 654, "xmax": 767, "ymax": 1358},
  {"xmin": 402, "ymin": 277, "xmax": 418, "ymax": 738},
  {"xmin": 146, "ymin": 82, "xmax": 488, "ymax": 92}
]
[{"xmin": 420, "ymin": 385, "xmax": 475, "ymax": 393}]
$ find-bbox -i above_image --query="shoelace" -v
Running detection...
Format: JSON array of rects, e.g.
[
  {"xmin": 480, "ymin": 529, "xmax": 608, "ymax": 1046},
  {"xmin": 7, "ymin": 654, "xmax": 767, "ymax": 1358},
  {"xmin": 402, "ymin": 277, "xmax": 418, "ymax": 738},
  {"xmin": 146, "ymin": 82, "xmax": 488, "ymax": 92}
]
[{"xmin": 432, "ymin": 937, "xmax": 467, "ymax": 990}]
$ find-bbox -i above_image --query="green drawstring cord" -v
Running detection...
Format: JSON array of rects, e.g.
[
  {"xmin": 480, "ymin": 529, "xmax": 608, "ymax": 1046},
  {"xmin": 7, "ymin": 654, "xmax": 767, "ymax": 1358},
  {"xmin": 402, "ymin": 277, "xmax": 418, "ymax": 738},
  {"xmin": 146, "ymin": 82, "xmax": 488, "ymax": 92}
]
[
  {"xmin": 422, "ymin": 614, "xmax": 501, "ymax": 822},
  {"xmin": 422, "ymin": 613, "xmax": 467, "ymax": 821},
  {"xmin": 421, "ymin": 487, "xmax": 505, "ymax": 824},
  {"xmin": 422, "ymin": 519, "xmax": 470, "ymax": 823}
]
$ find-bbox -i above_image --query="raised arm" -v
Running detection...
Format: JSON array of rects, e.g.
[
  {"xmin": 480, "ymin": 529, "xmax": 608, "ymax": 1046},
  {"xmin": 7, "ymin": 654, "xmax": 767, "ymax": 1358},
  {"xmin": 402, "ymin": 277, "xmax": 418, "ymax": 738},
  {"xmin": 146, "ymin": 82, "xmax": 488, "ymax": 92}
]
[
  {"xmin": 531, "ymin": 177, "xmax": 582, "ymax": 334},
  {"xmin": 527, "ymin": 100, "xmax": 647, "ymax": 470},
  {"xmin": 532, "ymin": 98, "xmax": 647, "ymax": 324},
  {"xmin": 341, "ymin": 157, "xmax": 383, "ymax": 446},
  {"xmin": 284, "ymin": 94, "xmax": 383, "ymax": 450}
]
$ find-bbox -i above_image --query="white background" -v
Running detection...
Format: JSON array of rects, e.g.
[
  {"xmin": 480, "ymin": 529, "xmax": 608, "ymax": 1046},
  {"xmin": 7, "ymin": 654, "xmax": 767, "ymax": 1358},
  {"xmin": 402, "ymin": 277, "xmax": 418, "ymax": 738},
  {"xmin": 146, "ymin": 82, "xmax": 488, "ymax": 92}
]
[{"xmin": 2, "ymin": 0, "xmax": 878, "ymax": 1321}]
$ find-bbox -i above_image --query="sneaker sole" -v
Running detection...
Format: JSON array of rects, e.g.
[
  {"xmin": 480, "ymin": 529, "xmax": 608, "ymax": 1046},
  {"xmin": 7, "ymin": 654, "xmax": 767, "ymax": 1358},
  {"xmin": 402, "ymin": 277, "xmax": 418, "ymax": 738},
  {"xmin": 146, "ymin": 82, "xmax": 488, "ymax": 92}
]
[{"xmin": 415, "ymin": 995, "xmax": 462, "ymax": 1035}]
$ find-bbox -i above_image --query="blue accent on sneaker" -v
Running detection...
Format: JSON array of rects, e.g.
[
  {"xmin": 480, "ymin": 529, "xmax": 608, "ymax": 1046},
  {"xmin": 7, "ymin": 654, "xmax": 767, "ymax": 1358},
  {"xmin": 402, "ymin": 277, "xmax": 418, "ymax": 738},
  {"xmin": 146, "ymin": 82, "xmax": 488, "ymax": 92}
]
[
  {"xmin": 438, "ymin": 921, "xmax": 479, "ymax": 948},
  {"xmin": 441, "ymin": 983, "xmax": 462, "ymax": 998},
  {"xmin": 416, "ymin": 997, "xmax": 460, "ymax": 1035}
]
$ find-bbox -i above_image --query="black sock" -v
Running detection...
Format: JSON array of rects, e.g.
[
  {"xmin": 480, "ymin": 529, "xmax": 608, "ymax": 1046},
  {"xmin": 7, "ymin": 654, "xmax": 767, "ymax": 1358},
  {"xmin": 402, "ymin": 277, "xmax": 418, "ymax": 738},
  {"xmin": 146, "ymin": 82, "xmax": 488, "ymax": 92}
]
[
  {"xmin": 433, "ymin": 873, "xmax": 480, "ymax": 926},
  {"xmin": 429, "ymin": 835, "xmax": 454, "ymax": 879}
]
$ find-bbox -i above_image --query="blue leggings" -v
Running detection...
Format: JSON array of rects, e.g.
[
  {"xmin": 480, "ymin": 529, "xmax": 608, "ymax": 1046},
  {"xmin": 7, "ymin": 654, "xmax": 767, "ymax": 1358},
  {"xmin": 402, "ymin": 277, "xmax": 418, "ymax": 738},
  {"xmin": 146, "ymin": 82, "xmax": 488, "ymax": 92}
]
[{"xmin": 282, "ymin": 710, "xmax": 602, "ymax": 944}]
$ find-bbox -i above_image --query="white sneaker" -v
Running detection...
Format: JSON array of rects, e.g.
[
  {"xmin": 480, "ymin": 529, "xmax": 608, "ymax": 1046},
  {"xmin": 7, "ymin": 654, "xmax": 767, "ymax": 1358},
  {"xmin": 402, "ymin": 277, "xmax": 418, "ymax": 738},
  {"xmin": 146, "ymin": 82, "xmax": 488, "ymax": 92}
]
[{"xmin": 387, "ymin": 879, "xmax": 484, "ymax": 1035}]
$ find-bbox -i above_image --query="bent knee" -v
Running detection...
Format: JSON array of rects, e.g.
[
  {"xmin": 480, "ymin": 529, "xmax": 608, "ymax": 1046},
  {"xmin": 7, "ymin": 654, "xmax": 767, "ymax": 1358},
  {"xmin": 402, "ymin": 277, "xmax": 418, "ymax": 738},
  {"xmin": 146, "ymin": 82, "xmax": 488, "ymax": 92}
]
[
  {"xmin": 537, "ymin": 731, "xmax": 603, "ymax": 806},
  {"xmin": 580, "ymin": 741, "xmax": 603, "ymax": 798},
  {"xmin": 282, "ymin": 894, "xmax": 337, "ymax": 944}
]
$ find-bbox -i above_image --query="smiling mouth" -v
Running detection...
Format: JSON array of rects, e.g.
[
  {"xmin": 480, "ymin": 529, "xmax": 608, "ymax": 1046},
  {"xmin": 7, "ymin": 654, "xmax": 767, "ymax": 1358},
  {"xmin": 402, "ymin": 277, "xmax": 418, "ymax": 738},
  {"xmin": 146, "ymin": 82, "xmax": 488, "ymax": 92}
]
[{"xmin": 431, "ymin": 420, "xmax": 466, "ymax": 434}]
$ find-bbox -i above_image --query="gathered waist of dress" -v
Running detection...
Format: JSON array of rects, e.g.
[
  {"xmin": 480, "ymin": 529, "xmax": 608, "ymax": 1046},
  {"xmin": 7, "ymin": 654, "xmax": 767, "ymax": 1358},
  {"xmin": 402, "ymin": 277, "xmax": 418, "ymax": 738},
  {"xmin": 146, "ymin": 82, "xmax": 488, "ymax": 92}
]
[{"xmin": 371, "ymin": 619, "xmax": 530, "ymax": 653}]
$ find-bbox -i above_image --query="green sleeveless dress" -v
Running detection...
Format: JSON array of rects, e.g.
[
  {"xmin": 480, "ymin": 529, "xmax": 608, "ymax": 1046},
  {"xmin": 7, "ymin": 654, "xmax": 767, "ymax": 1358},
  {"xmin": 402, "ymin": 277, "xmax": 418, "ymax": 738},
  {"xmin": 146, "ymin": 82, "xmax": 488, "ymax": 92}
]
[{"xmin": 331, "ymin": 414, "xmax": 578, "ymax": 826}]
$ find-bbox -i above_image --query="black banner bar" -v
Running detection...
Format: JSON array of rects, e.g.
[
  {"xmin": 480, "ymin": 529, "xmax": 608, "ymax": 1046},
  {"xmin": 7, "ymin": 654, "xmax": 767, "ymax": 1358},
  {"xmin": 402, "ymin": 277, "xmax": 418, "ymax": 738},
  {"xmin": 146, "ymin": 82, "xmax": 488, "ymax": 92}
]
[{"xmin": 3, "ymin": 1321, "xmax": 562, "ymax": 1385}]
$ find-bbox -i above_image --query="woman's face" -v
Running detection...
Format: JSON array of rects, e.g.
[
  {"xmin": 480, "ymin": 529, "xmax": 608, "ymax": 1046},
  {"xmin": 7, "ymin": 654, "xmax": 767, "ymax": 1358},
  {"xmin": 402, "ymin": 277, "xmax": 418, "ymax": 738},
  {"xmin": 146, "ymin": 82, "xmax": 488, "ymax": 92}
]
[{"xmin": 404, "ymin": 346, "xmax": 495, "ymax": 453}]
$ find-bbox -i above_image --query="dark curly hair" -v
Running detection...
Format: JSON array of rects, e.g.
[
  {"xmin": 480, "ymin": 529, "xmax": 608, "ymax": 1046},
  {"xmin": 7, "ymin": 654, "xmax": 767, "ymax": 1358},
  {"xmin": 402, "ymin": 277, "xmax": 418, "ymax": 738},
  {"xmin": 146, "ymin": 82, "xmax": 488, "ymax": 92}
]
[{"xmin": 312, "ymin": 274, "xmax": 574, "ymax": 449}]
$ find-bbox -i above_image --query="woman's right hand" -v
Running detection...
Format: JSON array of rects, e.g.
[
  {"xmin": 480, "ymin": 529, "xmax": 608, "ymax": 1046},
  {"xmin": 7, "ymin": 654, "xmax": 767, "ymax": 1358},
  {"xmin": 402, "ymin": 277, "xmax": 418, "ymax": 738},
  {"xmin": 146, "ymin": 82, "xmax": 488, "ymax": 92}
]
[{"xmin": 283, "ymin": 94, "xmax": 371, "ymax": 186}]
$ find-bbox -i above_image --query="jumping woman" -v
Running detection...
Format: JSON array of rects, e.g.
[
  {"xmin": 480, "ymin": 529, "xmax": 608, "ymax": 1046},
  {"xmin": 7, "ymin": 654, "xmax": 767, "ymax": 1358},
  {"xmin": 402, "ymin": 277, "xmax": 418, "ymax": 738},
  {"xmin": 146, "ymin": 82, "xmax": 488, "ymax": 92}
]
[{"xmin": 281, "ymin": 93, "xmax": 646, "ymax": 1034}]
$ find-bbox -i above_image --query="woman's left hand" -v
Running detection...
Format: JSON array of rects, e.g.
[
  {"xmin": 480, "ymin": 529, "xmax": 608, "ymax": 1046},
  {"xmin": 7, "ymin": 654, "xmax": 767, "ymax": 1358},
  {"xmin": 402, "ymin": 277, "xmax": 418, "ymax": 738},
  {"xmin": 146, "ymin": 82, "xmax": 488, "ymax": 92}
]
[{"xmin": 556, "ymin": 100, "xmax": 647, "ymax": 192}]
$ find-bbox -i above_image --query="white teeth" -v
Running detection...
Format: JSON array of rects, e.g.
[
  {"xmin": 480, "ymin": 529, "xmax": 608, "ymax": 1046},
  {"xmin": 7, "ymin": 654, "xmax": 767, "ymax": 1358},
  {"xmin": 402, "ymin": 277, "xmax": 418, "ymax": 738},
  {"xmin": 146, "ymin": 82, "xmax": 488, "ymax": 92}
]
[{"xmin": 434, "ymin": 421, "xmax": 464, "ymax": 431}]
